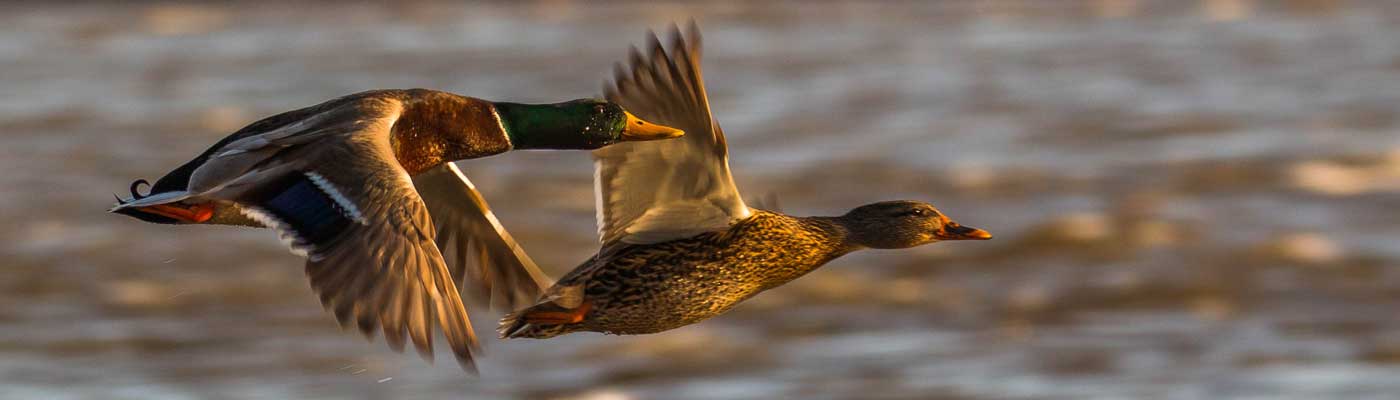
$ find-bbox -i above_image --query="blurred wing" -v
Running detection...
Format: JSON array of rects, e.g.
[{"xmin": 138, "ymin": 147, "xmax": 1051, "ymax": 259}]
[
  {"xmin": 595, "ymin": 22, "xmax": 751, "ymax": 245},
  {"xmin": 131, "ymin": 93, "xmax": 485, "ymax": 372},
  {"xmin": 230, "ymin": 134, "xmax": 481, "ymax": 373},
  {"xmin": 413, "ymin": 162, "xmax": 552, "ymax": 312}
]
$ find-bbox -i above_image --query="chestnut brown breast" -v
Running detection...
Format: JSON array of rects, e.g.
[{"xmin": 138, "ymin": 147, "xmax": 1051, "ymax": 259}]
[{"xmin": 388, "ymin": 89, "xmax": 512, "ymax": 175}]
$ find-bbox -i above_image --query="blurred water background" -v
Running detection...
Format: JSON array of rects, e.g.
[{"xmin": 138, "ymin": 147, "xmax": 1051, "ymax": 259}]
[{"xmin": 3, "ymin": 1, "xmax": 1400, "ymax": 399}]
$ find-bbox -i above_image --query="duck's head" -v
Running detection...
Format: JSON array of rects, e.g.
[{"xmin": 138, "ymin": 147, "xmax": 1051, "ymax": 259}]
[
  {"xmin": 838, "ymin": 200, "xmax": 991, "ymax": 249},
  {"xmin": 493, "ymin": 99, "xmax": 683, "ymax": 150}
]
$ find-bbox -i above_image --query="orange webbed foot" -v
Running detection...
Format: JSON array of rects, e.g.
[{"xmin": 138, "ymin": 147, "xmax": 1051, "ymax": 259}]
[
  {"xmin": 135, "ymin": 203, "xmax": 215, "ymax": 223},
  {"xmin": 522, "ymin": 300, "xmax": 592, "ymax": 325}
]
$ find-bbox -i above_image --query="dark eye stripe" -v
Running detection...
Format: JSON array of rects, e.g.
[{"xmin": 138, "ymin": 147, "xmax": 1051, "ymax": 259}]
[{"xmin": 894, "ymin": 208, "xmax": 941, "ymax": 218}]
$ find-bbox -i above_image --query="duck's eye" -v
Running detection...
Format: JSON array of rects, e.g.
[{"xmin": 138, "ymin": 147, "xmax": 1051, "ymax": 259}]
[{"xmin": 904, "ymin": 209, "xmax": 928, "ymax": 217}]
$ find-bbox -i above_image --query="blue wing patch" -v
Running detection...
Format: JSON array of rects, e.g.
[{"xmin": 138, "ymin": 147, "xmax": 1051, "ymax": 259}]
[{"xmin": 242, "ymin": 172, "xmax": 362, "ymax": 258}]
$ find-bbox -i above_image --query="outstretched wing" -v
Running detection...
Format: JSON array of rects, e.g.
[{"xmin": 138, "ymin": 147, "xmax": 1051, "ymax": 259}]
[
  {"xmin": 595, "ymin": 22, "xmax": 751, "ymax": 245},
  {"xmin": 413, "ymin": 162, "xmax": 552, "ymax": 311},
  {"xmin": 242, "ymin": 148, "xmax": 481, "ymax": 373},
  {"xmin": 192, "ymin": 99, "xmax": 483, "ymax": 373}
]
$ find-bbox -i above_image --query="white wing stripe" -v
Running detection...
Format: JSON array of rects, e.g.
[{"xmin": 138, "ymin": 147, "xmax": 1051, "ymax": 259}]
[
  {"xmin": 306, "ymin": 171, "xmax": 368, "ymax": 224},
  {"xmin": 239, "ymin": 206, "xmax": 320, "ymax": 261},
  {"xmin": 593, "ymin": 162, "xmax": 608, "ymax": 239}
]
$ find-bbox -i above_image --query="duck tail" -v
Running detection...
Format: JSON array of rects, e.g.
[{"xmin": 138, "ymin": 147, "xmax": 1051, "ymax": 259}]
[
  {"xmin": 497, "ymin": 304, "xmax": 559, "ymax": 339},
  {"xmin": 497, "ymin": 309, "xmax": 531, "ymax": 339},
  {"xmin": 109, "ymin": 179, "xmax": 212, "ymax": 224}
]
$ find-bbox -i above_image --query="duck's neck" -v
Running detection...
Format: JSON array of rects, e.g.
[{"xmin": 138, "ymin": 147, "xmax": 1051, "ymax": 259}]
[
  {"xmin": 491, "ymin": 101, "xmax": 615, "ymax": 150},
  {"xmin": 718, "ymin": 212, "xmax": 866, "ymax": 289},
  {"xmin": 798, "ymin": 215, "xmax": 865, "ymax": 259}
]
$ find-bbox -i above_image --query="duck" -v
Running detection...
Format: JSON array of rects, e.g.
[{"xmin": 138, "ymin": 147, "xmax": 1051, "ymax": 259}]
[
  {"xmin": 499, "ymin": 24, "xmax": 991, "ymax": 340},
  {"xmin": 109, "ymin": 88, "xmax": 684, "ymax": 372}
]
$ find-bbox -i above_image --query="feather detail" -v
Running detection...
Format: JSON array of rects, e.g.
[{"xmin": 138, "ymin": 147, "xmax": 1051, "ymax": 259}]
[
  {"xmin": 239, "ymin": 206, "xmax": 317, "ymax": 260},
  {"xmin": 592, "ymin": 22, "xmax": 751, "ymax": 246},
  {"xmin": 306, "ymin": 171, "xmax": 367, "ymax": 224}
]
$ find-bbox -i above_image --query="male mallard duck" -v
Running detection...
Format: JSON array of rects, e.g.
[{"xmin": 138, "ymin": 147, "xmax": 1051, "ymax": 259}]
[
  {"xmin": 499, "ymin": 24, "xmax": 991, "ymax": 339},
  {"xmin": 109, "ymin": 88, "xmax": 683, "ymax": 371}
]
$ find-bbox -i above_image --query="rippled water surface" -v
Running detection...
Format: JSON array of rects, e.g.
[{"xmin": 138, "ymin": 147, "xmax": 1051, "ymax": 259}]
[{"xmin": 3, "ymin": 1, "xmax": 1400, "ymax": 399}]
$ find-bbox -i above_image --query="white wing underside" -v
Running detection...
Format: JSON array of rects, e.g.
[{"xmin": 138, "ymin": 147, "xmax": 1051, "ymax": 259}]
[
  {"xmin": 593, "ymin": 151, "xmax": 748, "ymax": 244},
  {"xmin": 594, "ymin": 23, "xmax": 751, "ymax": 245}
]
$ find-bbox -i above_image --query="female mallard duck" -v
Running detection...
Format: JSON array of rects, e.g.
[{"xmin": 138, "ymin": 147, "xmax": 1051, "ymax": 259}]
[
  {"xmin": 499, "ymin": 24, "xmax": 991, "ymax": 339},
  {"xmin": 109, "ymin": 88, "xmax": 682, "ymax": 371}
]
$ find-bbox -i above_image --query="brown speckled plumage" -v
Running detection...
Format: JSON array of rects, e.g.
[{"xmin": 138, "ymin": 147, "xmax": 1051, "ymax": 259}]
[
  {"xmin": 506, "ymin": 210, "xmax": 854, "ymax": 338},
  {"xmin": 498, "ymin": 24, "xmax": 991, "ymax": 341}
]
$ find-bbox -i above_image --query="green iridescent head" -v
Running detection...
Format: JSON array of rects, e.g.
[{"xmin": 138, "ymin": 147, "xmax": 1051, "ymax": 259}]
[{"xmin": 492, "ymin": 99, "xmax": 683, "ymax": 150}]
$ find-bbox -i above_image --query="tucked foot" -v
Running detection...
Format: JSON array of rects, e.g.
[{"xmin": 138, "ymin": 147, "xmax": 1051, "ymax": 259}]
[
  {"xmin": 130, "ymin": 202, "xmax": 216, "ymax": 223},
  {"xmin": 114, "ymin": 201, "xmax": 214, "ymax": 223},
  {"xmin": 523, "ymin": 300, "xmax": 592, "ymax": 325},
  {"xmin": 498, "ymin": 300, "xmax": 591, "ymax": 339}
]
